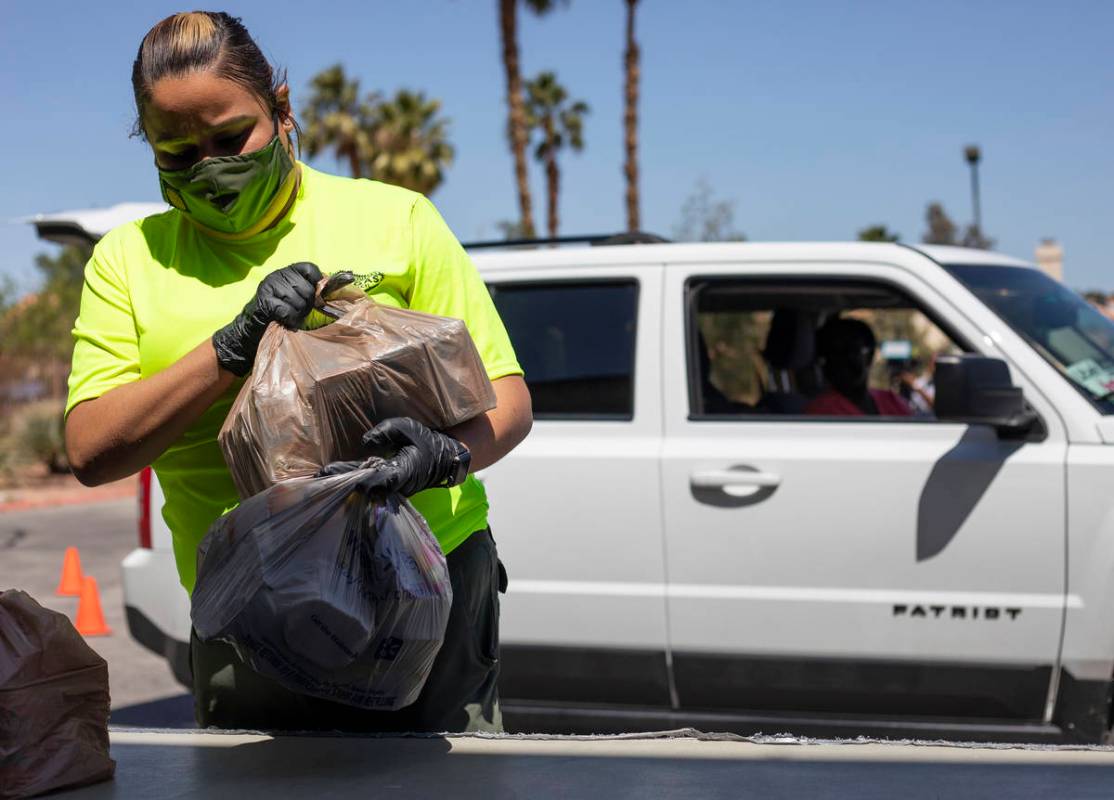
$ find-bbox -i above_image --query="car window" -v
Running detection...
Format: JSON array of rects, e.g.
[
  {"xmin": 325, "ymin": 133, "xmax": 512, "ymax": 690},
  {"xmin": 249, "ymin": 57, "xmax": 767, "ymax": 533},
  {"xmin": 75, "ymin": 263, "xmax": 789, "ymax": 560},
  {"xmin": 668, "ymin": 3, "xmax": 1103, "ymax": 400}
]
[
  {"xmin": 687, "ymin": 278, "xmax": 964, "ymax": 420},
  {"xmin": 946, "ymin": 264, "xmax": 1114, "ymax": 414},
  {"xmin": 490, "ymin": 280, "xmax": 638, "ymax": 420}
]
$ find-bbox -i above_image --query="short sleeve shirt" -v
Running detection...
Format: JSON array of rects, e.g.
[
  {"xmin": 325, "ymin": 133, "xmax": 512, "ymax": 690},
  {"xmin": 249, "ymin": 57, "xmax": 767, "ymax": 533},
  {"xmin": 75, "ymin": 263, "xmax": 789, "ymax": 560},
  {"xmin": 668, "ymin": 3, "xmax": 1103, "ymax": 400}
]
[{"xmin": 67, "ymin": 164, "xmax": 521, "ymax": 592}]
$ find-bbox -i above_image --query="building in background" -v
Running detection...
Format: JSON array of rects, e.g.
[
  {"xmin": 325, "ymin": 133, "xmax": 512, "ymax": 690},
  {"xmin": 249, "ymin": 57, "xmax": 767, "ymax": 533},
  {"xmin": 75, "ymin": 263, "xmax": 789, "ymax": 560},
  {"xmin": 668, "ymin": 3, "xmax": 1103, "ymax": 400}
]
[{"xmin": 1035, "ymin": 238, "xmax": 1064, "ymax": 281}]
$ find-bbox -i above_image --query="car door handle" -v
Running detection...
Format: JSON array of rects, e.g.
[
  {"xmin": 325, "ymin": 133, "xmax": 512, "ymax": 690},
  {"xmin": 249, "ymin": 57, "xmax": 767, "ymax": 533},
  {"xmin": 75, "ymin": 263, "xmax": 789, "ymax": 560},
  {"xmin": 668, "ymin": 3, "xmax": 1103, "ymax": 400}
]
[{"xmin": 690, "ymin": 469, "xmax": 782, "ymax": 490}]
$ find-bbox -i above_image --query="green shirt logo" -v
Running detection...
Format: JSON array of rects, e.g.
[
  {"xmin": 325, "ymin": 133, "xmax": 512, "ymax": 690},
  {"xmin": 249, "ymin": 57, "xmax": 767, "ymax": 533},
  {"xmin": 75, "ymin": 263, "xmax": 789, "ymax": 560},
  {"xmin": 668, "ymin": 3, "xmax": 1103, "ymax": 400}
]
[{"xmin": 351, "ymin": 271, "xmax": 385, "ymax": 292}]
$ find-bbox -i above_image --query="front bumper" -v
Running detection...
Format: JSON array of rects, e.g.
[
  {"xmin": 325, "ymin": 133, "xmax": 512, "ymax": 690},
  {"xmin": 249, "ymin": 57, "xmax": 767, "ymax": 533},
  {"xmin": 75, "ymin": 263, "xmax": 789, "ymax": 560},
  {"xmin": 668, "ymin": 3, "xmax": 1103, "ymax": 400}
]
[
  {"xmin": 122, "ymin": 547, "xmax": 192, "ymax": 687},
  {"xmin": 125, "ymin": 604, "xmax": 192, "ymax": 688}
]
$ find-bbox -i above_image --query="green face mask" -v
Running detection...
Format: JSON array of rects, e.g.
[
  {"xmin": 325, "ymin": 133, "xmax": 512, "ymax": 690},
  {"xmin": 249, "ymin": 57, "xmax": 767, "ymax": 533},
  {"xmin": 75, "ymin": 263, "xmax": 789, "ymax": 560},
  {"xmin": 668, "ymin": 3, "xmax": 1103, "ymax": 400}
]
[{"xmin": 157, "ymin": 122, "xmax": 295, "ymax": 235}]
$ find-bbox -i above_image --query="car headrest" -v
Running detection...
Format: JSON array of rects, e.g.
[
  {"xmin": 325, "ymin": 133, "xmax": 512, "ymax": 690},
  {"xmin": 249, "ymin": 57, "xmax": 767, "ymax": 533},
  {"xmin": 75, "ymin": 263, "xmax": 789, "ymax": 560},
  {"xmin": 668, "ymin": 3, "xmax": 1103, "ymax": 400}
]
[{"xmin": 762, "ymin": 309, "xmax": 816, "ymax": 371}]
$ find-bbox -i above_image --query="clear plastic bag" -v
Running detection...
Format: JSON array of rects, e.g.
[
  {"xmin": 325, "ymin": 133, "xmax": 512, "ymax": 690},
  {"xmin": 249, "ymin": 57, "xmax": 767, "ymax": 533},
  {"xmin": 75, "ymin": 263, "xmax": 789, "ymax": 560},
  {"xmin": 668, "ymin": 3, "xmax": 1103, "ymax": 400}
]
[
  {"xmin": 190, "ymin": 460, "xmax": 452, "ymax": 711},
  {"xmin": 0, "ymin": 590, "xmax": 115, "ymax": 799},
  {"xmin": 218, "ymin": 273, "xmax": 497, "ymax": 499}
]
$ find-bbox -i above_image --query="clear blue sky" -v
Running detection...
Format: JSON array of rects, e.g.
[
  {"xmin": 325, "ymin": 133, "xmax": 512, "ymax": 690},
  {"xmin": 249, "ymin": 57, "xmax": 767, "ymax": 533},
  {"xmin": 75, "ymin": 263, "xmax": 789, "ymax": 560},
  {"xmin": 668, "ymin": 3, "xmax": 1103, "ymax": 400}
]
[{"xmin": 2, "ymin": 0, "xmax": 1112, "ymax": 292}]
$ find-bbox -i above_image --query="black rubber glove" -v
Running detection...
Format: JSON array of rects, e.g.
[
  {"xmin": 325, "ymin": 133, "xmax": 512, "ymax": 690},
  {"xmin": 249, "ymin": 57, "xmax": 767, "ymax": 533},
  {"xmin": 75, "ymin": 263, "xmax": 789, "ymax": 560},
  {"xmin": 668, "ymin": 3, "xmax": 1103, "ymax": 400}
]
[
  {"xmin": 362, "ymin": 417, "xmax": 470, "ymax": 497},
  {"xmin": 213, "ymin": 262, "xmax": 323, "ymax": 376}
]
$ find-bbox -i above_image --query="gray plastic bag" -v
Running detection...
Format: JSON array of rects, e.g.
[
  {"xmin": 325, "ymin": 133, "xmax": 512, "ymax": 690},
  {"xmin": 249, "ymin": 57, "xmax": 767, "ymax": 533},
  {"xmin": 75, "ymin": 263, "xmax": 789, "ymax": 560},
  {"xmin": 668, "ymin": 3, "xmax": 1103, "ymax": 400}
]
[{"xmin": 191, "ymin": 460, "xmax": 452, "ymax": 711}]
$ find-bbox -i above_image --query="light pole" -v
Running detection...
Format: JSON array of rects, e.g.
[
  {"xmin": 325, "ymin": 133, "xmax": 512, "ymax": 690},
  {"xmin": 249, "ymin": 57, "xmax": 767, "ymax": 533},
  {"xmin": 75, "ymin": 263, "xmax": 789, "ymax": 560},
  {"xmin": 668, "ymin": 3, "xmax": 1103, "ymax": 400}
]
[{"xmin": 964, "ymin": 144, "xmax": 982, "ymax": 234}]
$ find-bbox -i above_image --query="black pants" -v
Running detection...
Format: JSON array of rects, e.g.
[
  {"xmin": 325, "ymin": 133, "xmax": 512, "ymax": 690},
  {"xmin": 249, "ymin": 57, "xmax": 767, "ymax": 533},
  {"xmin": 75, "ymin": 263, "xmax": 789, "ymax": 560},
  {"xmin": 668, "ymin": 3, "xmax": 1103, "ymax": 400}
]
[{"xmin": 190, "ymin": 528, "xmax": 506, "ymax": 733}]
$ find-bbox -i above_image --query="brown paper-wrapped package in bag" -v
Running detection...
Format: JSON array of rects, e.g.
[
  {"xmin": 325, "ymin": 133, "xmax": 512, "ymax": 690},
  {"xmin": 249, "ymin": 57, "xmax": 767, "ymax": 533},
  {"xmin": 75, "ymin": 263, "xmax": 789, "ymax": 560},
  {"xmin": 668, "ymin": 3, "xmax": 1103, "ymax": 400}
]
[
  {"xmin": 0, "ymin": 590, "xmax": 115, "ymax": 799},
  {"xmin": 219, "ymin": 274, "xmax": 497, "ymax": 499}
]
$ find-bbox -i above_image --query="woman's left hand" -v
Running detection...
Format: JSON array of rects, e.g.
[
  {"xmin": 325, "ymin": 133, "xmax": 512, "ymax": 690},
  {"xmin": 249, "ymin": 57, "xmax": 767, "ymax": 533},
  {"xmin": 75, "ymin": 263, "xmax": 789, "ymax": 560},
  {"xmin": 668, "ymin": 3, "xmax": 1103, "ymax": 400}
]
[
  {"xmin": 359, "ymin": 417, "xmax": 470, "ymax": 497},
  {"xmin": 317, "ymin": 375, "xmax": 532, "ymax": 496}
]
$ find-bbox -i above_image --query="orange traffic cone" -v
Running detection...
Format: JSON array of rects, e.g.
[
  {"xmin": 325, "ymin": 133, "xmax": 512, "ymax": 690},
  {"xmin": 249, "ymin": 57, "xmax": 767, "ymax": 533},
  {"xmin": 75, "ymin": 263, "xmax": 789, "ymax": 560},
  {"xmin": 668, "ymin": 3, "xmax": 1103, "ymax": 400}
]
[
  {"xmin": 55, "ymin": 546, "xmax": 84, "ymax": 596},
  {"xmin": 75, "ymin": 576, "xmax": 111, "ymax": 636}
]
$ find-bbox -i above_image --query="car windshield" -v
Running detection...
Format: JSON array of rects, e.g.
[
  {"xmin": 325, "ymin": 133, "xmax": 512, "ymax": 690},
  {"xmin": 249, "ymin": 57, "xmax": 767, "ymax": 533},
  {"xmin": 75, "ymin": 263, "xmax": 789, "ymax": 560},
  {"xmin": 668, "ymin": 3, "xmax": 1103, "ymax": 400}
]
[{"xmin": 946, "ymin": 264, "xmax": 1114, "ymax": 414}]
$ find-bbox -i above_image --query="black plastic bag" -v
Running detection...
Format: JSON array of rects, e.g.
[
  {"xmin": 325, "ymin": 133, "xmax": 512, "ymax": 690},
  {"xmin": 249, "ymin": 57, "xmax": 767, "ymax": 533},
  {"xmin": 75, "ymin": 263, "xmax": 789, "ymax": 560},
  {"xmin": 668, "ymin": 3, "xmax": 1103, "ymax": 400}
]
[
  {"xmin": 0, "ymin": 590, "xmax": 115, "ymax": 799},
  {"xmin": 191, "ymin": 461, "xmax": 452, "ymax": 711}
]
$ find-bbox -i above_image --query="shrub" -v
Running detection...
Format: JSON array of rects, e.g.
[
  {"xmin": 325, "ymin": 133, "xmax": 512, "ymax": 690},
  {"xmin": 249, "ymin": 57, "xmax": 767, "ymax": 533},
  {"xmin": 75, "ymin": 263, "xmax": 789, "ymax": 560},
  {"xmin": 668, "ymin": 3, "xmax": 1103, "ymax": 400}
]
[{"xmin": 14, "ymin": 401, "xmax": 68, "ymax": 474}]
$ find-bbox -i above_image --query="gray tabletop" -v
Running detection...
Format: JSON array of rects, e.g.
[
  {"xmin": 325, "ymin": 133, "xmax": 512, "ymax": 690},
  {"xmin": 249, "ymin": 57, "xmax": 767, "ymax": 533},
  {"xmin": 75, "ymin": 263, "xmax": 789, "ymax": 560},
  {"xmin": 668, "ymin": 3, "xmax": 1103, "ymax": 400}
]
[{"xmin": 48, "ymin": 728, "xmax": 1114, "ymax": 799}]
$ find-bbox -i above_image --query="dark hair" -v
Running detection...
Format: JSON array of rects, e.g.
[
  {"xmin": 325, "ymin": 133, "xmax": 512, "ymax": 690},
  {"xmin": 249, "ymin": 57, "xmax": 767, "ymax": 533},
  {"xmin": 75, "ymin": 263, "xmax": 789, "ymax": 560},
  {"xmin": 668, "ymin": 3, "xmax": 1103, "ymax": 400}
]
[
  {"xmin": 130, "ymin": 11, "xmax": 298, "ymax": 145},
  {"xmin": 816, "ymin": 316, "xmax": 876, "ymax": 359}
]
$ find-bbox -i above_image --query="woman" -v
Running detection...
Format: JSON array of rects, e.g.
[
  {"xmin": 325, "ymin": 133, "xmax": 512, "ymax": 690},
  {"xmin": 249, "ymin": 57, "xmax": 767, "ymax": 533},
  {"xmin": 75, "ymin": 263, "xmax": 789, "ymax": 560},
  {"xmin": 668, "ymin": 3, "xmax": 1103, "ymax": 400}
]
[{"xmin": 64, "ymin": 11, "xmax": 532, "ymax": 732}]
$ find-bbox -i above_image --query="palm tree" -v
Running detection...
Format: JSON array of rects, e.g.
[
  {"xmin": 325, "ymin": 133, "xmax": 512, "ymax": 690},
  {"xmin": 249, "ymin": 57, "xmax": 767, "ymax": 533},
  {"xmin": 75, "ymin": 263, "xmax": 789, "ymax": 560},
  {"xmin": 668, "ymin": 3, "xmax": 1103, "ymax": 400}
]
[
  {"xmin": 499, "ymin": 0, "xmax": 567, "ymax": 238},
  {"xmin": 301, "ymin": 64, "xmax": 377, "ymax": 179},
  {"xmin": 525, "ymin": 72, "xmax": 588, "ymax": 238},
  {"xmin": 623, "ymin": 0, "xmax": 641, "ymax": 232},
  {"xmin": 303, "ymin": 68, "xmax": 454, "ymax": 195},
  {"xmin": 366, "ymin": 91, "xmax": 454, "ymax": 196}
]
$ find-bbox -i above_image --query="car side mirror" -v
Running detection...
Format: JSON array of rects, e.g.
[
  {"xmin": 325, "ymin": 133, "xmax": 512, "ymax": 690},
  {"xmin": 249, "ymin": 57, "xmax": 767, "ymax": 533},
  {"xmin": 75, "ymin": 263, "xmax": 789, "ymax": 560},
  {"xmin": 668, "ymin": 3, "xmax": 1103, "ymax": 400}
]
[{"xmin": 934, "ymin": 355, "xmax": 1040, "ymax": 436}]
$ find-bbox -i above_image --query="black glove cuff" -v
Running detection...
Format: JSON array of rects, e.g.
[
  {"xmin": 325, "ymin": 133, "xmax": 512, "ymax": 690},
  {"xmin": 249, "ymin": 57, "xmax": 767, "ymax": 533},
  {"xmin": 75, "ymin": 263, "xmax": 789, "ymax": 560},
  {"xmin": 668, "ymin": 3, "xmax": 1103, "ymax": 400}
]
[
  {"xmin": 212, "ymin": 327, "xmax": 252, "ymax": 377},
  {"xmin": 213, "ymin": 308, "xmax": 267, "ymax": 377}
]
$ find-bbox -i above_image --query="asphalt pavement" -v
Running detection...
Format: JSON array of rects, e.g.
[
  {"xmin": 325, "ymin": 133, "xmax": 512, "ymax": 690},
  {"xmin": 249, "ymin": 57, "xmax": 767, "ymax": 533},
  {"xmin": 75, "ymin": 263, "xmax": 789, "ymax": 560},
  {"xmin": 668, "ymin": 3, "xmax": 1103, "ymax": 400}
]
[{"xmin": 0, "ymin": 499, "xmax": 193, "ymax": 725}]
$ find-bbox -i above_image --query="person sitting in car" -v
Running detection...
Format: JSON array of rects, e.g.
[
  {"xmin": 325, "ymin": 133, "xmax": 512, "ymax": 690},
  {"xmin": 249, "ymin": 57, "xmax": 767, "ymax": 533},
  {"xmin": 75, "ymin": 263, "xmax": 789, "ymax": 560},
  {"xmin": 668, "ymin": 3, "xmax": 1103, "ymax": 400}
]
[{"xmin": 806, "ymin": 317, "xmax": 913, "ymax": 417}]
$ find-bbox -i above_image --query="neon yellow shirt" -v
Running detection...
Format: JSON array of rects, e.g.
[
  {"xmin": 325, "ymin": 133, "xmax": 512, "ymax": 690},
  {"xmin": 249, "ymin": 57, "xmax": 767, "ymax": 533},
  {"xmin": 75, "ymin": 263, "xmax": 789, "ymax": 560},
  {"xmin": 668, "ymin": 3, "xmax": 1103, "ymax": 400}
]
[{"xmin": 67, "ymin": 164, "xmax": 521, "ymax": 593}]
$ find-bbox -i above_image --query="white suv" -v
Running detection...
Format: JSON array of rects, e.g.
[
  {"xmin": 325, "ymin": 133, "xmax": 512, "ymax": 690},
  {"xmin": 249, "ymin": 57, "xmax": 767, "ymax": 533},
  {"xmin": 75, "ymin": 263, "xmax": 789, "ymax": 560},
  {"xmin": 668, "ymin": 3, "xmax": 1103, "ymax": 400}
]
[{"xmin": 121, "ymin": 239, "xmax": 1114, "ymax": 743}]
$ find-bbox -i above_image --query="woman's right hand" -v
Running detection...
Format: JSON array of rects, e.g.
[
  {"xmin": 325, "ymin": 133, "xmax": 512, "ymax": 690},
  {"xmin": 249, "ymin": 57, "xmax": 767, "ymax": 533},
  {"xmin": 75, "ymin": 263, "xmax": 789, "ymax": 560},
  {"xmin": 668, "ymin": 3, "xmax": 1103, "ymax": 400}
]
[
  {"xmin": 212, "ymin": 261, "xmax": 323, "ymax": 376},
  {"xmin": 69, "ymin": 261, "xmax": 323, "ymax": 485}
]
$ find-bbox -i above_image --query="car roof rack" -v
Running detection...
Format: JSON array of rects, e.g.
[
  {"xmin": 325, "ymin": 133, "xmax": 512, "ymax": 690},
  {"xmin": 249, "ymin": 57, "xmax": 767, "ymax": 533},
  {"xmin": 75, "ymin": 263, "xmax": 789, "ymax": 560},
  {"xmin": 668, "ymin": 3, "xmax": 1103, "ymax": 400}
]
[{"xmin": 464, "ymin": 231, "xmax": 670, "ymax": 250}]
